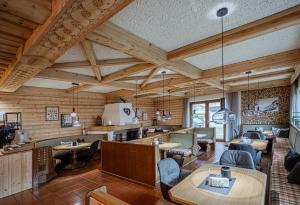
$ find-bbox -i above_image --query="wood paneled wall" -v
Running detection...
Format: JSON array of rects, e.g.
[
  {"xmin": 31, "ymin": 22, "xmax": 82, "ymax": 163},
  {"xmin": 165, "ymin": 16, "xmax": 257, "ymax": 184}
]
[
  {"xmin": 154, "ymin": 97, "xmax": 184, "ymax": 126},
  {"xmin": 0, "ymin": 87, "xmax": 105, "ymax": 141}
]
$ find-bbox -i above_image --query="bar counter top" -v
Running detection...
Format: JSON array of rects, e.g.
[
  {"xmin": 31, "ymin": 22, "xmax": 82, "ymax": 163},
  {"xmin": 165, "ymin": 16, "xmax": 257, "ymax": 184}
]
[{"xmin": 0, "ymin": 142, "xmax": 34, "ymax": 156}]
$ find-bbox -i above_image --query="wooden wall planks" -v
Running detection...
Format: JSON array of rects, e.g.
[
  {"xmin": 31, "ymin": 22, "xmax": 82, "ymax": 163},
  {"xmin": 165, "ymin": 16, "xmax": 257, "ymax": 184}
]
[
  {"xmin": 0, "ymin": 150, "xmax": 32, "ymax": 198},
  {"xmin": 0, "ymin": 86, "xmax": 106, "ymax": 141}
]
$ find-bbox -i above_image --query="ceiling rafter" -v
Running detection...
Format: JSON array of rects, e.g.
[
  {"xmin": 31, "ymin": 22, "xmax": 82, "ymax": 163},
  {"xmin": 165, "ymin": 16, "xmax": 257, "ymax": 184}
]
[
  {"xmin": 168, "ymin": 5, "xmax": 300, "ymax": 61},
  {"xmin": 141, "ymin": 67, "xmax": 160, "ymax": 88},
  {"xmin": 87, "ymin": 22, "xmax": 202, "ymax": 79},
  {"xmin": 36, "ymin": 69, "xmax": 139, "ymax": 91},
  {"xmin": 49, "ymin": 57, "xmax": 144, "ymax": 69},
  {"xmin": 80, "ymin": 39, "xmax": 102, "ymax": 80},
  {"xmin": 116, "ymin": 74, "xmax": 182, "ymax": 81},
  {"xmin": 291, "ymin": 65, "xmax": 300, "ymax": 84},
  {"xmin": 0, "ymin": 0, "xmax": 133, "ymax": 92}
]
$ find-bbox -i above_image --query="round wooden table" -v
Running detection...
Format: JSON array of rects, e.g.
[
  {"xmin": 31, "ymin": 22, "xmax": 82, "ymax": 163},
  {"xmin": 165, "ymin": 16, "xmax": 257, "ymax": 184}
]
[
  {"xmin": 169, "ymin": 164, "xmax": 267, "ymax": 205},
  {"xmin": 53, "ymin": 142, "xmax": 91, "ymax": 169}
]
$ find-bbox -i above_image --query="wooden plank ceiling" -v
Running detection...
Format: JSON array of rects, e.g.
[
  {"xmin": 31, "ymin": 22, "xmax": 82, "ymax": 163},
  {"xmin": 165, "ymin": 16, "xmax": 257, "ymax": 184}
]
[{"xmin": 0, "ymin": 1, "xmax": 299, "ymax": 99}]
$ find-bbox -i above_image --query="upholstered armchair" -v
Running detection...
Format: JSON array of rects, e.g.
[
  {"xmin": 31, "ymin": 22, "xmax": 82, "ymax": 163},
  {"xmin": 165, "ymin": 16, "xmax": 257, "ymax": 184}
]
[
  {"xmin": 157, "ymin": 158, "xmax": 192, "ymax": 202},
  {"xmin": 219, "ymin": 150, "xmax": 255, "ymax": 169}
]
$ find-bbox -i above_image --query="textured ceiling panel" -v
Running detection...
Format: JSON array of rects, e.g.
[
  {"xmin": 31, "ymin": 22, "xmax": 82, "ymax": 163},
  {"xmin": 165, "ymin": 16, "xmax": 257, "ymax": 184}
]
[
  {"xmin": 60, "ymin": 67, "xmax": 95, "ymax": 77},
  {"xmin": 92, "ymin": 43, "xmax": 131, "ymax": 59},
  {"xmin": 85, "ymin": 85, "xmax": 119, "ymax": 93},
  {"xmin": 185, "ymin": 25, "xmax": 300, "ymax": 69},
  {"xmin": 55, "ymin": 44, "xmax": 87, "ymax": 63},
  {"xmin": 24, "ymin": 78, "xmax": 72, "ymax": 89},
  {"xmin": 111, "ymin": 0, "xmax": 300, "ymax": 51}
]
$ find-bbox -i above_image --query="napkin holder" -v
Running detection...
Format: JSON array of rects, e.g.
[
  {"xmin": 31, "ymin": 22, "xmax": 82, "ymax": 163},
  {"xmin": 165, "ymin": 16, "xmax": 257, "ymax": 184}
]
[{"xmin": 208, "ymin": 176, "xmax": 230, "ymax": 188}]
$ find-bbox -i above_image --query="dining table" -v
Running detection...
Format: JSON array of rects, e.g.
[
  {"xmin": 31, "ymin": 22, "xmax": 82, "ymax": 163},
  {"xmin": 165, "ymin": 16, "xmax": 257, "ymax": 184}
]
[
  {"xmin": 53, "ymin": 142, "xmax": 91, "ymax": 169},
  {"xmin": 230, "ymin": 139, "xmax": 268, "ymax": 151},
  {"xmin": 169, "ymin": 164, "xmax": 267, "ymax": 205}
]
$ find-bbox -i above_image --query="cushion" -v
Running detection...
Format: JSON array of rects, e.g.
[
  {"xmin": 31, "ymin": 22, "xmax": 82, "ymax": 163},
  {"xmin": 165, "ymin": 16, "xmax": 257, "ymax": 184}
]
[
  {"xmin": 288, "ymin": 162, "xmax": 300, "ymax": 184},
  {"xmin": 167, "ymin": 148, "xmax": 192, "ymax": 157},
  {"xmin": 255, "ymin": 127, "xmax": 264, "ymax": 132},
  {"xmin": 272, "ymin": 127, "xmax": 281, "ymax": 136},
  {"xmin": 284, "ymin": 148, "xmax": 300, "ymax": 172}
]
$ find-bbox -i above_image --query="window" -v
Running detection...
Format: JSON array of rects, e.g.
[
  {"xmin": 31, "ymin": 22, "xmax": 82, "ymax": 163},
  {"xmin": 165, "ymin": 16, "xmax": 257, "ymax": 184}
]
[{"xmin": 190, "ymin": 100, "xmax": 225, "ymax": 141}]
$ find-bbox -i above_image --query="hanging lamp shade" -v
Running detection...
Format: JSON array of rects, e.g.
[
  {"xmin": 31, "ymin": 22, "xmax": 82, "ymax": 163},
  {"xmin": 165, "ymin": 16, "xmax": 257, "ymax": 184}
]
[
  {"xmin": 157, "ymin": 71, "xmax": 167, "ymax": 121},
  {"xmin": 70, "ymin": 83, "xmax": 78, "ymax": 117},
  {"xmin": 73, "ymin": 118, "xmax": 81, "ymax": 127},
  {"xmin": 212, "ymin": 7, "xmax": 235, "ymax": 125},
  {"xmin": 242, "ymin": 71, "xmax": 255, "ymax": 116},
  {"xmin": 132, "ymin": 80, "xmax": 140, "ymax": 124}
]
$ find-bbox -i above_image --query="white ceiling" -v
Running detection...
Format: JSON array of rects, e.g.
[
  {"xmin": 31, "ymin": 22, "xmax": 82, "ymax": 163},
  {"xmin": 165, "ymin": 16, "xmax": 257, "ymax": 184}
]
[
  {"xmin": 24, "ymin": 78, "xmax": 73, "ymax": 89},
  {"xmin": 85, "ymin": 85, "xmax": 119, "ymax": 93},
  {"xmin": 111, "ymin": 0, "xmax": 300, "ymax": 51},
  {"xmin": 186, "ymin": 24, "xmax": 300, "ymax": 69}
]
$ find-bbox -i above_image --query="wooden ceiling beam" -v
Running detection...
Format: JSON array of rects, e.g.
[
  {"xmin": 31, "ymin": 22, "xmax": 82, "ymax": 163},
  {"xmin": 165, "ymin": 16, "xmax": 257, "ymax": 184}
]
[
  {"xmin": 141, "ymin": 67, "xmax": 160, "ymax": 88},
  {"xmin": 99, "ymin": 63, "xmax": 156, "ymax": 84},
  {"xmin": 202, "ymin": 79, "xmax": 230, "ymax": 91},
  {"xmin": 201, "ymin": 48, "xmax": 300, "ymax": 79},
  {"xmin": 117, "ymin": 74, "xmax": 182, "ymax": 81},
  {"xmin": 223, "ymin": 68, "xmax": 294, "ymax": 84},
  {"xmin": 291, "ymin": 65, "xmax": 300, "ymax": 84},
  {"xmin": 80, "ymin": 39, "xmax": 102, "ymax": 80},
  {"xmin": 0, "ymin": 0, "xmax": 133, "ymax": 92},
  {"xmin": 87, "ymin": 22, "xmax": 202, "ymax": 79},
  {"xmin": 36, "ymin": 69, "xmax": 139, "ymax": 91},
  {"xmin": 0, "ymin": 11, "xmax": 38, "ymax": 30},
  {"xmin": 230, "ymin": 78, "xmax": 291, "ymax": 92},
  {"xmin": 66, "ymin": 84, "xmax": 94, "ymax": 94},
  {"xmin": 49, "ymin": 57, "xmax": 144, "ymax": 69},
  {"xmin": 168, "ymin": 5, "xmax": 300, "ymax": 61}
]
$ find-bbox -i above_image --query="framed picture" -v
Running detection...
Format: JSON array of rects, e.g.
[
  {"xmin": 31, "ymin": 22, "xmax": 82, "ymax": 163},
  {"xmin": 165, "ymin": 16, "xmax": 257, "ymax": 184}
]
[
  {"xmin": 61, "ymin": 114, "xmax": 73, "ymax": 128},
  {"xmin": 45, "ymin": 106, "xmax": 59, "ymax": 121},
  {"xmin": 255, "ymin": 97, "xmax": 279, "ymax": 112}
]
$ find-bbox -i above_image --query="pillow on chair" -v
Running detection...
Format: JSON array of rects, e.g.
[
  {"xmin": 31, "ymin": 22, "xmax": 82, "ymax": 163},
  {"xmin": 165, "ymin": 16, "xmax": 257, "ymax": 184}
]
[
  {"xmin": 271, "ymin": 127, "xmax": 281, "ymax": 136},
  {"xmin": 288, "ymin": 162, "xmax": 300, "ymax": 184},
  {"xmin": 284, "ymin": 148, "xmax": 300, "ymax": 172}
]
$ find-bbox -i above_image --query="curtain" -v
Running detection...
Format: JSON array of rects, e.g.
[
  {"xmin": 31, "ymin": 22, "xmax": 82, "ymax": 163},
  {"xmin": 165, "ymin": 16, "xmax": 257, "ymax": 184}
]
[
  {"xmin": 225, "ymin": 92, "xmax": 240, "ymax": 141},
  {"xmin": 183, "ymin": 98, "xmax": 189, "ymax": 128},
  {"xmin": 291, "ymin": 76, "xmax": 300, "ymax": 125}
]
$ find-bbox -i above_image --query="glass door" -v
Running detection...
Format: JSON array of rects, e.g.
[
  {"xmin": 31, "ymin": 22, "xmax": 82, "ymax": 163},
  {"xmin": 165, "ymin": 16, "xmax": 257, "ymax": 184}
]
[
  {"xmin": 190, "ymin": 103, "xmax": 206, "ymax": 128},
  {"xmin": 190, "ymin": 100, "xmax": 225, "ymax": 141},
  {"xmin": 208, "ymin": 101, "xmax": 225, "ymax": 141}
]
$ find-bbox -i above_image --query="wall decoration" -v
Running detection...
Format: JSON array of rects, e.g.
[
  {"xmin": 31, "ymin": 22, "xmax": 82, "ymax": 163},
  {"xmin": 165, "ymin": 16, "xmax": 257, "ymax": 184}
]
[
  {"xmin": 61, "ymin": 114, "xmax": 73, "ymax": 128},
  {"xmin": 255, "ymin": 97, "xmax": 279, "ymax": 112},
  {"xmin": 45, "ymin": 106, "xmax": 59, "ymax": 121},
  {"xmin": 241, "ymin": 86, "xmax": 290, "ymax": 125}
]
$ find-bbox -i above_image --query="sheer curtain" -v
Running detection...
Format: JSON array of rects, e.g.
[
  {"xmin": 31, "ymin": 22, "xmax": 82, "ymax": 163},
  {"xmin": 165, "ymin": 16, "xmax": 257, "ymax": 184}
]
[
  {"xmin": 291, "ymin": 76, "xmax": 300, "ymax": 126},
  {"xmin": 225, "ymin": 92, "xmax": 241, "ymax": 141}
]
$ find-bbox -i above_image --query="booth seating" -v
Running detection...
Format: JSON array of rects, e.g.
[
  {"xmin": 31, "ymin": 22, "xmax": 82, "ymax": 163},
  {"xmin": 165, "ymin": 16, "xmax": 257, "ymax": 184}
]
[
  {"xmin": 166, "ymin": 129, "xmax": 201, "ymax": 166},
  {"xmin": 270, "ymin": 125, "xmax": 300, "ymax": 205},
  {"xmin": 194, "ymin": 128, "xmax": 216, "ymax": 152},
  {"xmin": 86, "ymin": 186, "xmax": 129, "ymax": 205},
  {"xmin": 242, "ymin": 124, "xmax": 289, "ymax": 134}
]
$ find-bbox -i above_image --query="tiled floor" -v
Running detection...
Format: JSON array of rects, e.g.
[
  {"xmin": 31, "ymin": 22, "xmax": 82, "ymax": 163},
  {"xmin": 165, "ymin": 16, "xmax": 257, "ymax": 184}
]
[{"xmin": 0, "ymin": 143, "xmax": 270, "ymax": 205}]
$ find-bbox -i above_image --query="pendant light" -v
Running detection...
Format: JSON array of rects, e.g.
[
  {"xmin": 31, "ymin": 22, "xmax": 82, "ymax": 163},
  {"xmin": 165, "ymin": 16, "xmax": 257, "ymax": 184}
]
[
  {"xmin": 72, "ymin": 83, "xmax": 81, "ymax": 127},
  {"xmin": 254, "ymin": 80, "xmax": 263, "ymax": 116},
  {"xmin": 132, "ymin": 80, "xmax": 140, "ymax": 124},
  {"xmin": 212, "ymin": 7, "xmax": 235, "ymax": 124},
  {"xmin": 166, "ymin": 91, "xmax": 172, "ymax": 120},
  {"xmin": 155, "ymin": 97, "xmax": 161, "ymax": 120},
  {"xmin": 161, "ymin": 71, "xmax": 167, "ymax": 121},
  {"xmin": 70, "ymin": 83, "xmax": 78, "ymax": 117},
  {"xmin": 243, "ymin": 71, "xmax": 255, "ymax": 116}
]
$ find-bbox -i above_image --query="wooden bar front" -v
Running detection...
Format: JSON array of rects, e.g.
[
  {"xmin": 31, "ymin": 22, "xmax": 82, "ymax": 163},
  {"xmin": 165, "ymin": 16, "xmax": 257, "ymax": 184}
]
[{"xmin": 101, "ymin": 141, "xmax": 157, "ymax": 187}]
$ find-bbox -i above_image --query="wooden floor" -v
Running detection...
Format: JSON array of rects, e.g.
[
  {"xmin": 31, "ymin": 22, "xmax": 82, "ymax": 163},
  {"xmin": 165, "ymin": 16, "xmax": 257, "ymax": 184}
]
[{"xmin": 0, "ymin": 143, "xmax": 270, "ymax": 205}]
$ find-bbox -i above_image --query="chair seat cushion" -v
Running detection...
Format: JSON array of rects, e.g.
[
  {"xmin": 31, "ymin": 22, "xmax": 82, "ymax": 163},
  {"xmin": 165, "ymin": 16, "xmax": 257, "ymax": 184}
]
[{"xmin": 167, "ymin": 148, "xmax": 192, "ymax": 157}]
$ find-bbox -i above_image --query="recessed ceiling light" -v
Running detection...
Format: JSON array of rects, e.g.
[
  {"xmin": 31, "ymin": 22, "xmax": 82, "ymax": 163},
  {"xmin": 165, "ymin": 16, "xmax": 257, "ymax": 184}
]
[{"xmin": 208, "ymin": 2, "xmax": 236, "ymax": 20}]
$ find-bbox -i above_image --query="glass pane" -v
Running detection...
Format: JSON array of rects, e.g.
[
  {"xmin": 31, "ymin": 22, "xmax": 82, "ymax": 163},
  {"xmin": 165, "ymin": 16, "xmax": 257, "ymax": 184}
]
[
  {"xmin": 209, "ymin": 102, "xmax": 224, "ymax": 140},
  {"xmin": 191, "ymin": 103, "xmax": 206, "ymax": 128}
]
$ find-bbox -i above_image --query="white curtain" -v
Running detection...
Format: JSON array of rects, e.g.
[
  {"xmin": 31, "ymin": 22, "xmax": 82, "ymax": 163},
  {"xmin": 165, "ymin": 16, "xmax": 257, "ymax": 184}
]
[
  {"xmin": 291, "ymin": 76, "xmax": 300, "ymax": 125},
  {"xmin": 225, "ymin": 92, "xmax": 241, "ymax": 141}
]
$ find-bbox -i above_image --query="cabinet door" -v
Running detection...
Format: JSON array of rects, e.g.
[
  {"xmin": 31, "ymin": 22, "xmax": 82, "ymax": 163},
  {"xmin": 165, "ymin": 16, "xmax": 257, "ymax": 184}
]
[
  {"xmin": 21, "ymin": 151, "xmax": 32, "ymax": 190},
  {"xmin": 9, "ymin": 153, "xmax": 22, "ymax": 195}
]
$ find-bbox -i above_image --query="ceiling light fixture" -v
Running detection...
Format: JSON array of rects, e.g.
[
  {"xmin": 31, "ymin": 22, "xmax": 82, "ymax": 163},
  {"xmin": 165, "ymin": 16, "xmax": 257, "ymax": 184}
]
[
  {"xmin": 212, "ymin": 7, "xmax": 235, "ymax": 124},
  {"xmin": 132, "ymin": 80, "xmax": 140, "ymax": 124},
  {"xmin": 71, "ymin": 83, "xmax": 81, "ymax": 127},
  {"xmin": 243, "ymin": 71, "xmax": 256, "ymax": 117}
]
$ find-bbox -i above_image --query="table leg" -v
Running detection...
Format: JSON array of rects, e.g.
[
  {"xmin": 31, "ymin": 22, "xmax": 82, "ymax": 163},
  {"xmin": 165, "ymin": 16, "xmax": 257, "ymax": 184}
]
[{"xmin": 63, "ymin": 150, "xmax": 84, "ymax": 170}]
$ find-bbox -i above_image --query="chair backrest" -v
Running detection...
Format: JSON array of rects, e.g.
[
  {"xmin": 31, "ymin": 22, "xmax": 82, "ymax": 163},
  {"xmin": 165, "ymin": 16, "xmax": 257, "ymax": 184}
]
[
  {"xmin": 90, "ymin": 140, "xmax": 100, "ymax": 155},
  {"xmin": 233, "ymin": 129, "xmax": 239, "ymax": 139},
  {"xmin": 244, "ymin": 131, "xmax": 264, "ymax": 140},
  {"xmin": 157, "ymin": 158, "xmax": 180, "ymax": 186},
  {"xmin": 228, "ymin": 143, "xmax": 256, "ymax": 162},
  {"xmin": 219, "ymin": 150, "xmax": 255, "ymax": 169}
]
